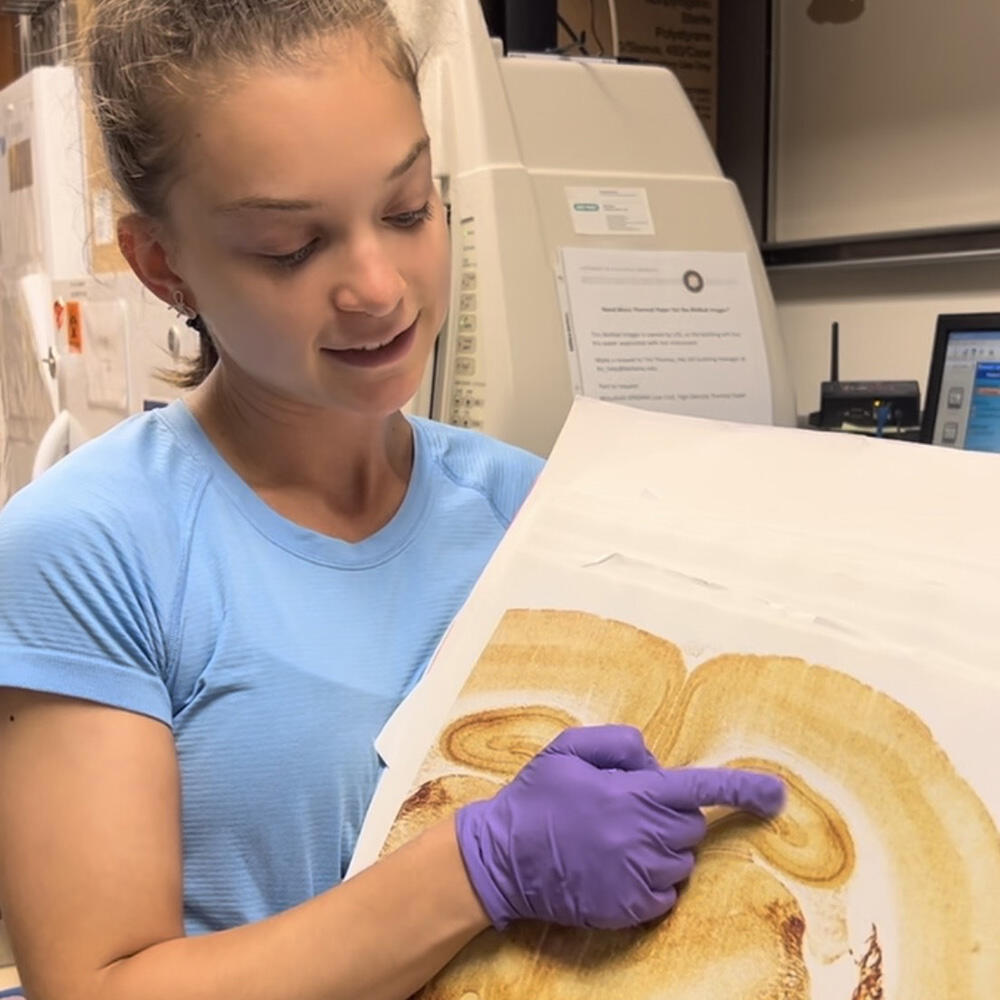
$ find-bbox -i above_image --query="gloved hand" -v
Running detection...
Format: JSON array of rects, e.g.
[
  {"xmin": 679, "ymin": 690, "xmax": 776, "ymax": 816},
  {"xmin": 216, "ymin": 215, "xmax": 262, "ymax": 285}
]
[{"xmin": 455, "ymin": 725, "xmax": 785, "ymax": 930}]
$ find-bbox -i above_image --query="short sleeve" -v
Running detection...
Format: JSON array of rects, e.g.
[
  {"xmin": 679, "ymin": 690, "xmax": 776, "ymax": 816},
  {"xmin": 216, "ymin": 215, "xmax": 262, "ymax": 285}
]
[{"xmin": 0, "ymin": 476, "xmax": 174, "ymax": 725}]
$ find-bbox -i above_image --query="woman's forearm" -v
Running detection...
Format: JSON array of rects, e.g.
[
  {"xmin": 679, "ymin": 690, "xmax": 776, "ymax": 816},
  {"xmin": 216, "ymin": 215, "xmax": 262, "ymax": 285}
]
[{"xmin": 95, "ymin": 819, "xmax": 488, "ymax": 1000}]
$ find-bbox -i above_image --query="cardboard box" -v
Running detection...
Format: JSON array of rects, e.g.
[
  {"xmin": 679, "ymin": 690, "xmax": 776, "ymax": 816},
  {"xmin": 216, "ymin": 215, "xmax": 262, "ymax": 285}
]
[{"xmin": 558, "ymin": 0, "xmax": 718, "ymax": 145}]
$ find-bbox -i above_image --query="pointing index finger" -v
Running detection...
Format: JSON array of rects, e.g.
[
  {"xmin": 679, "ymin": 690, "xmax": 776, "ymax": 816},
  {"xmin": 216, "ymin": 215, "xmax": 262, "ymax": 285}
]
[{"xmin": 651, "ymin": 767, "xmax": 786, "ymax": 817}]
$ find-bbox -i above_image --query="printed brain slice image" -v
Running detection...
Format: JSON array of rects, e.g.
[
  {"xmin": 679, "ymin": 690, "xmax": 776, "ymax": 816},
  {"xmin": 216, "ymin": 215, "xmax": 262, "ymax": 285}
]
[{"xmin": 383, "ymin": 610, "xmax": 1000, "ymax": 999}]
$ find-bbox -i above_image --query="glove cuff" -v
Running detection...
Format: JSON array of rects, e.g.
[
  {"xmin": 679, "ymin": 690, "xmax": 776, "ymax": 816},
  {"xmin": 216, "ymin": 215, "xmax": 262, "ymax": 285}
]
[{"xmin": 454, "ymin": 801, "xmax": 515, "ymax": 931}]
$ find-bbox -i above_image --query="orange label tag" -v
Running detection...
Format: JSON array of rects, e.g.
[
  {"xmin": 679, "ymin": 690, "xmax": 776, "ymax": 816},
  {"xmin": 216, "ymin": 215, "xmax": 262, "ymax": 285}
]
[{"xmin": 67, "ymin": 301, "xmax": 83, "ymax": 353}]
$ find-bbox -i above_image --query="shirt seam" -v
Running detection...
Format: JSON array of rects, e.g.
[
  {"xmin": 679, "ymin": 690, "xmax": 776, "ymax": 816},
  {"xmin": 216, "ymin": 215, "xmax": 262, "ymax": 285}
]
[
  {"xmin": 163, "ymin": 473, "xmax": 213, "ymax": 686},
  {"xmin": 154, "ymin": 407, "xmax": 434, "ymax": 572},
  {"xmin": 427, "ymin": 440, "xmax": 514, "ymax": 531}
]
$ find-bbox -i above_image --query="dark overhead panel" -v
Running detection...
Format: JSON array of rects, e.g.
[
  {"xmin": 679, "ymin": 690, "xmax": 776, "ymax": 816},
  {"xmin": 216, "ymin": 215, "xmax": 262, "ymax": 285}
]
[
  {"xmin": 480, "ymin": 0, "xmax": 558, "ymax": 53},
  {"xmin": 0, "ymin": 0, "xmax": 57, "ymax": 14}
]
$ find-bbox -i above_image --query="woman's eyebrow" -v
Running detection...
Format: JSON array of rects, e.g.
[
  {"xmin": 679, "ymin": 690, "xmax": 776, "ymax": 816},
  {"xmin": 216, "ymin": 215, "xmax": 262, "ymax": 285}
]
[
  {"xmin": 213, "ymin": 137, "xmax": 431, "ymax": 215},
  {"xmin": 385, "ymin": 136, "xmax": 430, "ymax": 181},
  {"xmin": 213, "ymin": 196, "xmax": 318, "ymax": 215}
]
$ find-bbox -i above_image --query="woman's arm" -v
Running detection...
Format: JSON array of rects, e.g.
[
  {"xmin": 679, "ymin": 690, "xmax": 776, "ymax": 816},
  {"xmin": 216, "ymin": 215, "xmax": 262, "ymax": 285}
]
[{"xmin": 0, "ymin": 688, "xmax": 488, "ymax": 1000}]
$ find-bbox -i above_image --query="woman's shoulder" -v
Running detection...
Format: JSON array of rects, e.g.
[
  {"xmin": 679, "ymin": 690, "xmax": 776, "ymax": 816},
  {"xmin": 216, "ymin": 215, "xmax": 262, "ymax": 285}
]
[
  {"xmin": 0, "ymin": 408, "xmax": 210, "ymax": 721},
  {"xmin": 411, "ymin": 417, "xmax": 545, "ymax": 526},
  {"xmin": 0, "ymin": 405, "xmax": 210, "ymax": 558}
]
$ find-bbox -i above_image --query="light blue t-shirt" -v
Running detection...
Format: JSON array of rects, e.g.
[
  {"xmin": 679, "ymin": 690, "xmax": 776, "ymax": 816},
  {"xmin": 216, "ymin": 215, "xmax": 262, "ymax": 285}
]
[{"xmin": 0, "ymin": 402, "xmax": 542, "ymax": 935}]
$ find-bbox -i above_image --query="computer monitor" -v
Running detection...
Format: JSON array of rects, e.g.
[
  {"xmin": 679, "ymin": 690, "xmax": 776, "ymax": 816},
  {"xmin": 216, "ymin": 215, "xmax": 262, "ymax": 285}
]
[{"xmin": 921, "ymin": 313, "xmax": 1000, "ymax": 453}]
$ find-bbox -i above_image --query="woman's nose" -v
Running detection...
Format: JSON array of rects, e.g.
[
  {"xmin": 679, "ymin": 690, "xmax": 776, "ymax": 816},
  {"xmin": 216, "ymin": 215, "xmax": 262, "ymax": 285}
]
[{"xmin": 330, "ymin": 237, "xmax": 406, "ymax": 317}]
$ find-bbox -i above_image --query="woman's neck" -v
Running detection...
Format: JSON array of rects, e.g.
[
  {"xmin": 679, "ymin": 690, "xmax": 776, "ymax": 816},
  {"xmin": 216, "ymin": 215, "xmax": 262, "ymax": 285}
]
[{"xmin": 185, "ymin": 367, "xmax": 414, "ymax": 542}]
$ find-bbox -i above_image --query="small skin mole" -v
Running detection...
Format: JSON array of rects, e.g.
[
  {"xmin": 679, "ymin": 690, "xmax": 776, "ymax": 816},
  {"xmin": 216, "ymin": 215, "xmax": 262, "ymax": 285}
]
[{"xmin": 8, "ymin": 715, "xmax": 14, "ymax": 722}]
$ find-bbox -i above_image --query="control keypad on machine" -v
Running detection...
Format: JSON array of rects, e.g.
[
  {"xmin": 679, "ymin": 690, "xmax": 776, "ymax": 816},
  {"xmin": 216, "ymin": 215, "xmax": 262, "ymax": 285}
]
[{"xmin": 450, "ymin": 217, "xmax": 486, "ymax": 430}]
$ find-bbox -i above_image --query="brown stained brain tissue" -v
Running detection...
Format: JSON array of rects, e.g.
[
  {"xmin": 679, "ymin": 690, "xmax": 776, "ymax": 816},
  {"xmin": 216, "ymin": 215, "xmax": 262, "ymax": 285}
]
[
  {"xmin": 385, "ymin": 609, "xmax": 1000, "ymax": 999},
  {"xmin": 851, "ymin": 928, "xmax": 883, "ymax": 1000}
]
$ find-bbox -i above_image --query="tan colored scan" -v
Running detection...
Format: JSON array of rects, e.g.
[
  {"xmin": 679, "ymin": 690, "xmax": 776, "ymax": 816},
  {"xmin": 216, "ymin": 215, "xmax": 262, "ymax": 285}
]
[{"xmin": 383, "ymin": 609, "xmax": 1000, "ymax": 999}]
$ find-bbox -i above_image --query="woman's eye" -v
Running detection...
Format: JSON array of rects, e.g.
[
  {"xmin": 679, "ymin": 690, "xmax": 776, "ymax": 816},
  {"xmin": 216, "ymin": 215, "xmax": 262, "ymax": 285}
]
[
  {"xmin": 258, "ymin": 206, "xmax": 430, "ymax": 270},
  {"xmin": 264, "ymin": 239, "xmax": 320, "ymax": 270},
  {"xmin": 388, "ymin": 203, "xmax": 433, "ymax": 229}
]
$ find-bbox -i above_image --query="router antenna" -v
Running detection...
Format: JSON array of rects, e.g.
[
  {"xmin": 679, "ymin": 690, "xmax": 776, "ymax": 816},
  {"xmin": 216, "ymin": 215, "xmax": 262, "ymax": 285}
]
[{"xmin": 831, "ymin": 322, "xmax": 840, "ymax": 383}]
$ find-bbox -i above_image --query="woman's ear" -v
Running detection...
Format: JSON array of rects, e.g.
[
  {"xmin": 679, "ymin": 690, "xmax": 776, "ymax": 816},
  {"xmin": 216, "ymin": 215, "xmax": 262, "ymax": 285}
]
[{"xmin": 117, "ymin": 213, "xmax": 196, "ymax": 311}]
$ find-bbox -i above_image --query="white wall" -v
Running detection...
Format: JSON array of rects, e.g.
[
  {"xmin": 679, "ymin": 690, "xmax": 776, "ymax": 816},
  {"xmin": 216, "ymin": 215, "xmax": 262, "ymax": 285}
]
[
  {"xmin": 768, "ymin": 0, "xmax": 1000, "ymax": 419},
  {"xmin": 772, "ymin": 260, "xmax": 1000, "ymax": 419},
  {"xmin": 772, "ymin": 0, "xmax": 1000, "ymax": 242}
]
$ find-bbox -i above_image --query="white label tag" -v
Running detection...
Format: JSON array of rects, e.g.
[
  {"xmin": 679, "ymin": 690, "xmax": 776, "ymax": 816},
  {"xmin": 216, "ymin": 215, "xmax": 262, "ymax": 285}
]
[{"xmin": 566, "ymin": 186, "xmax": 655, "ymax": 236}]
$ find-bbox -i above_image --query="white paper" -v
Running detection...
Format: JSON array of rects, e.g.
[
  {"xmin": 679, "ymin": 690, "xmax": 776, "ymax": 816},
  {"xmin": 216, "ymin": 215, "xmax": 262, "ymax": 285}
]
[
  {"xmin": 0, "ymin": 276, "xmax": 57, "ymax": 502},
  {"xmin": 553, "ymin": 262, "xmax": 581, "ymax": 396},
  {"xmin": 560, "ymin": 248, "xmax": 773, "ymax": 424},
  {"xmin": 14, "ymin": 273, "xmax": 58, "ymax": 414},
  {"xmin": 565, "ymin": 186, "xmax": 655, "ymax": 236},
  {"xmin": 92, "ymin": 188, "xmax": 115, "ymax": 247},
  {"xmin": 352, "ymin": 400, "xmax": 1000, "ymax": 880},
  {"xmin": 81, "ymin": 299, "xmax": 130, "ymax": 412},
  {"xmin": 16, "ymin": 273, "xmax": 56, "ymax": 364}
]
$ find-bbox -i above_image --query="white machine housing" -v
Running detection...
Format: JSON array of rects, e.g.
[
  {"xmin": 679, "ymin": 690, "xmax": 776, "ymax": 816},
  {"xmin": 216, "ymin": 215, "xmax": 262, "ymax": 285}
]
[
  {"xmin": 0, "ymin": 67, "xmax": 191, "ymax": 502},
  {"xmin": 407, "ymin": 0, "xmax": 795, "ymax": 456},
  {"xmin": 0, "ymin": 66, "xmax": 89, "ymax": 284}
]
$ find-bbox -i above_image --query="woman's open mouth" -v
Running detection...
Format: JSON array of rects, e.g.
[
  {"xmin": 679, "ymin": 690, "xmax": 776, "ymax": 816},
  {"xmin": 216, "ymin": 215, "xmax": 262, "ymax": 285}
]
[{"xmin": 322, "ymin": 318, "xmax": 419, "ymax": 369}]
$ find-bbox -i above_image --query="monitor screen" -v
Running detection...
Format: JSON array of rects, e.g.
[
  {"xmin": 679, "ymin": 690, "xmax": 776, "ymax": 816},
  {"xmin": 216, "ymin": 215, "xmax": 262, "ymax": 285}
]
[{"xmin": 922, "ymin": 316, "xmax": 1000, "ymax": 453}]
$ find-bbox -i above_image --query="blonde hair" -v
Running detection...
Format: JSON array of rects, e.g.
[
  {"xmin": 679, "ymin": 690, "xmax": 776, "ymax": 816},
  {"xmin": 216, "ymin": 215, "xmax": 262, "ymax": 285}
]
[{"xmin": 83, "ymin": 0, "xmax": 422, "ymax": 386}]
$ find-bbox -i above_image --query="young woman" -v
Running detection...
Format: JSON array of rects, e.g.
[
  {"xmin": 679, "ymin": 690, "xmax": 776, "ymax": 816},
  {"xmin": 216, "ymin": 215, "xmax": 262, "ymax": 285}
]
[{"xmin": 0, "ymin": 3, "xmax": 783, "ymax": 998}]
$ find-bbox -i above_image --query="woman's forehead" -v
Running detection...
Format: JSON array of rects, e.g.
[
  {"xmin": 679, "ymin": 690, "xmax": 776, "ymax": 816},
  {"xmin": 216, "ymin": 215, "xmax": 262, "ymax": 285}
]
[{"xmin": 174, "ymin": 45, "xmax": 425, "ymax": 210}]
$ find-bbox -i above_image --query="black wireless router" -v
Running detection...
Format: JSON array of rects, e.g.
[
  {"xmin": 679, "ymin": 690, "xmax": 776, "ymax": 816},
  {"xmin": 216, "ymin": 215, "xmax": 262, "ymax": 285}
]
[{"xmin": 815, "ymin": 322, "xmax": 921, "ymax": 431}]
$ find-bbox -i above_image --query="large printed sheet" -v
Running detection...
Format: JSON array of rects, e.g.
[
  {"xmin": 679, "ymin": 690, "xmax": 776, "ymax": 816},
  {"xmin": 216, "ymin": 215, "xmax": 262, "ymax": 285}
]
[{"xmin": 350, "ymin": 399, "xmax": 1000, "ymax": 999}]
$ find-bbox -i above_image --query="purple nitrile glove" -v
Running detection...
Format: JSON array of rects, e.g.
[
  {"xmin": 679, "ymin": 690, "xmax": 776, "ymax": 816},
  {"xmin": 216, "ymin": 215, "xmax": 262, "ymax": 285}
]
[{"xmin": 455, "ymin": 725, "xmax": 785, "ymax": 931}]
